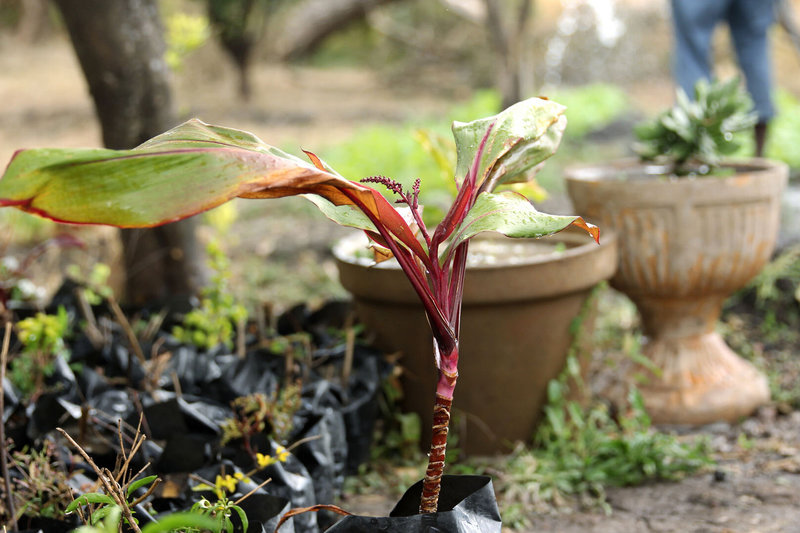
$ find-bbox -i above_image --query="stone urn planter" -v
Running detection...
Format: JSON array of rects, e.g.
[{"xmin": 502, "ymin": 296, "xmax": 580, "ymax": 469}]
[
  {"xmin": 565, "ymin": 158, "xmax": 788, "ymax": 425},
  {"xmin": 333, "ymin": 227, "xmax": 617, "ymax": 455}
]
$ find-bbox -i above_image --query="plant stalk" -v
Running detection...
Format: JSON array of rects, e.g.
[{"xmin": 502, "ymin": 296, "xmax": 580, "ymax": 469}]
[{"xmin": 420, "ymin": 344, "xmax": 459, "ymax": 514}]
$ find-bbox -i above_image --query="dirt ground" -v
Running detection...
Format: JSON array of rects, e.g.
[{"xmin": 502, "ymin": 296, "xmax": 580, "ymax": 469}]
[
  {"xmin": 514, "ymin": 409, "xmax": 800, "ymax": 532},
  {"xmin": 2, "ymin": 26, "xmax": 800, "ymax": 533}
]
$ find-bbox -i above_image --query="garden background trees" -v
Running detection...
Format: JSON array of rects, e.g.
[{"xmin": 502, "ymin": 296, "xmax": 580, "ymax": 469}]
[
  {"xmin": 52, "ymin": 0, "xmax": 207, "ymax": 306},
  {"xmin": 39, "ymin": 0, "xmax": 537, "ymax": 305}
]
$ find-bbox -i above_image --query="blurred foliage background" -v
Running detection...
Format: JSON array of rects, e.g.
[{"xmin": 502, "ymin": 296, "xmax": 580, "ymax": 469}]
[{"xmin": 1, "ymin": 0, "xmax": 799, "ymax": 308}]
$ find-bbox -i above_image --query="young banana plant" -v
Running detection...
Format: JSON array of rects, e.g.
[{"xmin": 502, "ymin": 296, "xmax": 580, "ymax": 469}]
[{"xmin": 0, "ymin": 96, "xmax": 598, "ymax": 513}]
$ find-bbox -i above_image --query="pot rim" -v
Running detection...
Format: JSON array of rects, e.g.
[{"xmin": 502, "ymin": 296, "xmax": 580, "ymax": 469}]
[
  {"xmin": 564, "ymin": 156, "xmax": 788, "ymax": 184},
  {"xmin": 333, "ymin": 227, "xmax": 618, "ymax": 303},
  {"xmin": 333, "ymin": 226, "xmax": 616, "ymax": 273}
]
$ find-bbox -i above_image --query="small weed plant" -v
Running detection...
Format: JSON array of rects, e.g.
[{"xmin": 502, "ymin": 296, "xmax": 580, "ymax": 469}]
[
  {"xmin": 220, "ymin": 383, "xmax": 302, "ymax": 455},
  {"xmin": 491, "ymin": 372, "xmax": 712, "ymax": 529},
  {"xmin": 529, "ymin": 377, "xmax": 711, "ymax": 507},
  {"xmin": 722, "ymin": 245, "xmax": 800, "ymax": 407},
  {"xmin": 0, "ymin": 441, "xmax": 75, "ymax": 525},
  {"xmin": 173, "ymin": 240, "xmax": 248, "ymax": 350},
  {"xmin": 745, "ymin": 244, "xmax": 800, "ymax": 326},
  {"xmin": 11, "ymin": 306, "xmax": 70, "ymax": 398},
  {"xmin": 67, "ymin": 262, "xmax": 114, "ymax": 305},
  {"xmin": 190, "ymin": 448, "xmax": 293, "ymax": 532},
  {"xmin": 189, "ymin": 495, "xmax": 249, "ymax": 533},
  {"xmin": 70, "ymin": 506, "xmax": 218, "ymax": 533},
  {"xmin": 486, "ymin": 286, "xmax": 712, "ymax": 528},
  {"xmin": 67, "ymin": 474, "xmax": 160, "ymax": 528},
  {"xmin": 59, "ymin": 422, "xmax": 225, "ymax": 533},
  {"xmin": 190, "ymin": 472, "xmax": 252, "ymax": 533}
]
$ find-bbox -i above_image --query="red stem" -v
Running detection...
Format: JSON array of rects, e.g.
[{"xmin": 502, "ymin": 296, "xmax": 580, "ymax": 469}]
[
  {"xmin": 420, "ymin": 343, "xmax": 459, "ymax": 514},
  {"xmin": 340, "ymin": 189, "xmax": 456, "ymax": 354},
  {"xmin": 447, "ymin": 242, "xmax": 469, "ymax": 335}
]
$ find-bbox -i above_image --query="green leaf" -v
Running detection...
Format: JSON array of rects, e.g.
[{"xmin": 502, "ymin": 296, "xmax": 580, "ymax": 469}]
[
  {"xmin": 89, "ymin": 504, "xmax": 119, "ymax": 526},
  {"xmin": 66, "ymin": 492, "xmax": 116, "ymax": 513},
  {"xmin": 127, "ymin": 475, "xmax": 159, "ymax": 497},
  {"xmin": 233, "ymin": 504, "xmax": 249, "ymax": 533},
  {"xmin": 634, "ymin": 77, "xmax": 756, "ymax": 172},
  {"xmin": 140, "ymin": 511, "xmax": 220, "ymax": 533},
  {"xmin": 302, "ymin": 194, "xmax": 377, "ymax": 233},
  {"xmin": 0, "ymin": 120, "xmax": 329, "ymax": 227},
  {"xmin": 72, "ymin": 505, "xmax": 122, "ymax": 533},
  {"xmin": 440, "ymin": 191, "xmax": 585, "ymax": 259},
  {"xmin": 0, "ymin": 119, "xmax": 430, "ymax": 266},
  {"xmin": 452, "ymin": 97, "xmax": 566, "ymax": 191}
]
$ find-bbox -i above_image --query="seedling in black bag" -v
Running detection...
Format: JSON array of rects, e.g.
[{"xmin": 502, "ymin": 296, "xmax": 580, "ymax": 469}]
[{"xmin": 0, "ymin": 97, "xmax": 597, "ymax": 514}]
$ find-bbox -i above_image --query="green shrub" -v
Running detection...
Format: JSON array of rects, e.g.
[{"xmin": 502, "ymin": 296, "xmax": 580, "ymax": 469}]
[
  {"xmin": 766, "ymin": 90, "xmax": 800, "ymax": 169},
  {"xmin": 173, "ymin": 240, "xmax": 247, "ymax": 350},
  {"xmin": 11, "ymin": 306, "xmax": 70, "ymax": 398}
]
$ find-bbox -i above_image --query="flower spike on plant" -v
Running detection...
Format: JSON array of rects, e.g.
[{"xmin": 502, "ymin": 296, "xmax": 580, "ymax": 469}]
[{"xmin": 0, "ymin": 96, "xmax": 598, "ymax": 514}]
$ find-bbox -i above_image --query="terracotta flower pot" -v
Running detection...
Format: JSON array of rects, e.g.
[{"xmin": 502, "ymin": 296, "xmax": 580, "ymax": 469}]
[
  {"xmin": 565, "ymin": 158, "xmax": 788, "ymax": 425},
  {"xmin": 334, "ymin": 228, "xmax": 617, "ymax": 455}
]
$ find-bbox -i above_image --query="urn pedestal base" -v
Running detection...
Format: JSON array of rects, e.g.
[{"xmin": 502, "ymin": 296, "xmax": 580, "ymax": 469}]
[
  {"xmin": 631, "ymin": 295, "xmax": 769, "ymax": 424},
  {"xmin": 566, "ymin": 158, "xmax": 788, "ymax": 425},
  {"xmin": 634, "ymin": 330, "xmax": 769, "ymax": 425}
]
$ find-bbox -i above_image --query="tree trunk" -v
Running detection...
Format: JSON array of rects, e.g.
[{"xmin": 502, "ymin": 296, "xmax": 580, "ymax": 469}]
[
  {"xmin": 17, "ymin": 0, "xmax": 52, "ymax": 43},
  {"xmin": 278, "ymin": 0, "xmax": 404, "ymax": 60},
  {"xmin": 52, "ymin": 0, "xmax": 206, "ymax": 306},
  {"xmin": 206, "ymin": 0, "xmax": 262, "ymax": 101},
  {"xmin": 483, "ymin": 0, "xmax": 535, "ymax": 110}
]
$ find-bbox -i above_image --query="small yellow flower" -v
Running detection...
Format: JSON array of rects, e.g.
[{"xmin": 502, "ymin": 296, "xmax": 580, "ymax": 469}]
[
  {"xmin": 256, "ymin": 446, "xmax": 291, "ymax": 468},
  {"xmin": 256, "ymin": 452, "xmax": 276, "ymax": 468},
  {"xmin": 216, "ymin": 474, "xmax": 238, "ymax": 494},
  {"xmin": 276, "ymin": 445, "xmax": 290, "ymax": 462}
]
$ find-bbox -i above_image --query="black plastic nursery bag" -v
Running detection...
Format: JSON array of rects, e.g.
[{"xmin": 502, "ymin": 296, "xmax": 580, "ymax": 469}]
[{"xmin": 325, "ymin": 475, "xmax": 502, "ymax": 533}]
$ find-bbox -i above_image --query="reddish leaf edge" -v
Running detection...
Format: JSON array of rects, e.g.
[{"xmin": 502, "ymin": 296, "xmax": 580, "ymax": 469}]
[{"xmin": 570, "ymin": 217, "xmax": 600, "ymax": 244}]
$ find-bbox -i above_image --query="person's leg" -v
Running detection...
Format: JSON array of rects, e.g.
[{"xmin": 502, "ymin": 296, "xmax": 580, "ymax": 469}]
[
  {"xmin": 754, "ymin": 122, "xmax": 769, "ymax": 157},
  {"xmin": 671, "ymin": 0, "xmax": 729, "ymax": 97},
  {"xmin": 728, "ymin": 0, "xmax": 776, "ymax": 156}
]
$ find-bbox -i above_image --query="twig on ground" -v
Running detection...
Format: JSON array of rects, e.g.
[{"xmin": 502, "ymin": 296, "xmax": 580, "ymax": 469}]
[
  {"xmin": 74, "ymin": 288, "xmax": 105, "ymax": 348},
  {"xmin": 108, "ymin": 296, "xmax": 147, "ymax": 366},
  {"xmin": 57, "ymin": 427, "xmax": 143, "ymax": 533},
  {"xmin": 1, "ymin": 322, "xmax": 18, "ymax": 532},
  {"xmin": 342, "ymin": 315, "xmax": 355, "ymax": 391},
  {"xmin": 234, "ymin": 477, "xmax": 272, "ymax": 506}
]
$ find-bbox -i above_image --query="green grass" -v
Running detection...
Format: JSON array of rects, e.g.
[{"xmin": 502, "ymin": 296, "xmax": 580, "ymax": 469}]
[
  {"xmin": 317, "ymin": 84, "xmax": 631, "ymax": 215},
  {"xmin": 551, "ymin": 83, "xmax": 630, "ymax": 140},
  {"xmin": 767, "ymin": 90, "xmax": 800, "ymax": 169}
]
